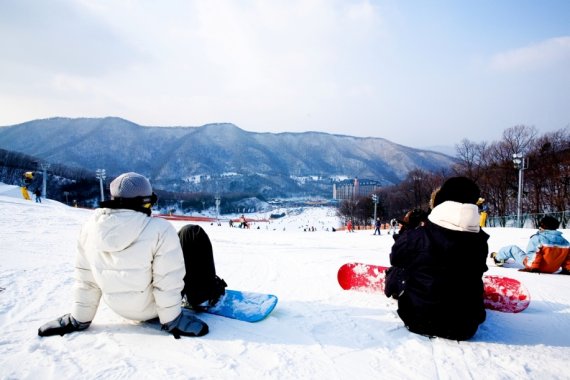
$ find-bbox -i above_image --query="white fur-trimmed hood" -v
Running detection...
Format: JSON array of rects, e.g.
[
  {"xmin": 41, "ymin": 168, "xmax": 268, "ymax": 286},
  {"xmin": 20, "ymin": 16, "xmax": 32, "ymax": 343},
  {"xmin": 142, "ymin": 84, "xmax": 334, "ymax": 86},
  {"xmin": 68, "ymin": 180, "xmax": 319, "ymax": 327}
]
[{"xmin": 428, "ymin": 201, "xmax": 480, "ymax": 233}]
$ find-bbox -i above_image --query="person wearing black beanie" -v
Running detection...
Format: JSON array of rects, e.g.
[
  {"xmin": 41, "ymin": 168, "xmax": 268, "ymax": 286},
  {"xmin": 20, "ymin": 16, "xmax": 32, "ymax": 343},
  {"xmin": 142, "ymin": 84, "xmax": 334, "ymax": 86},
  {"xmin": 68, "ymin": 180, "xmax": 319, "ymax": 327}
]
[
  {"xmin": 432, "ymin": 176, "xmax": 481, "ymax": 207},
  {"xmin": 385, "ymin": 177, "xmax": 489, "ymax": 341}
]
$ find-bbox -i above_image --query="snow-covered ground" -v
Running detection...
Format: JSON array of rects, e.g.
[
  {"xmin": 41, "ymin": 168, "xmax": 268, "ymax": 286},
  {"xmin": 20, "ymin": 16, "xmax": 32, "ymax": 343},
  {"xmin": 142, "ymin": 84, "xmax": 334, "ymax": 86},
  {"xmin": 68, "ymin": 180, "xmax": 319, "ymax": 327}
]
[{"xmin": 1, "ymin": 182, "xmax": 570, "ymax": 380}]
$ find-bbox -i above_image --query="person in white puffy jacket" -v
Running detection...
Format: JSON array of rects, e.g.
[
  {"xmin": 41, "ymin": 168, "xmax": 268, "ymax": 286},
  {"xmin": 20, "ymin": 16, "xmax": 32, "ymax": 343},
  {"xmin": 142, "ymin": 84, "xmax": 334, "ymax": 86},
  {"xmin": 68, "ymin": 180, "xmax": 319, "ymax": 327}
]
[{"xmin": 38, "ymin": 172, "xmax": 224, "ymax": 339}]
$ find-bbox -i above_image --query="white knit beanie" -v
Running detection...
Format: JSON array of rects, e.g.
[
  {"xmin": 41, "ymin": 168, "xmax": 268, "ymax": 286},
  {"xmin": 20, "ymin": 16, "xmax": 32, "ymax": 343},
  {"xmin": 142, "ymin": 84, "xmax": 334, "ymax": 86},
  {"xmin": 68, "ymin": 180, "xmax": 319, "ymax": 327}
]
[{"xmin": 110, "ymin": 172, "xmax": 152, "ymax": 199}]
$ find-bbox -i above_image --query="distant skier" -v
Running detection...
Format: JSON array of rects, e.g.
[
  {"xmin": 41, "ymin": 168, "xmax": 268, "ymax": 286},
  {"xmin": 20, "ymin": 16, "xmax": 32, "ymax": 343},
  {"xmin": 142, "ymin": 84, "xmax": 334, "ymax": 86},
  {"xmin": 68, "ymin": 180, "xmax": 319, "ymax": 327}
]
[
  {"xmin": 239, "ymin": 214, "xmax": 249, "ymax": 229},
  {"xmin": 34, "ymin": 188, "xmax": 42, "ymax": 203},
  {"xmin": 477, "ymin": 198, "xmax": 488, "ymax": 227},
  {"xmin": 373, "ymin": 218, "xmax": 382, "ymax": 235},
  {"xmin": 21, "ymin": 171, "xmax": 33, "ymax": 201},
  {"xmin": 388, "ymin": 218, "xmax": 398, "ymax": 235}
]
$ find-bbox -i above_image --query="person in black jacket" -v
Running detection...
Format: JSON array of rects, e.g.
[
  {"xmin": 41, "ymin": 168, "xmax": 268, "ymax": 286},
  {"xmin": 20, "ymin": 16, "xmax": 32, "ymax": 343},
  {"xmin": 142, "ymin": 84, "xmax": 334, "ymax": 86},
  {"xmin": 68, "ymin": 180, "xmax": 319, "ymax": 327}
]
[
  {"xmin": 385, "ymin": 177, "xmax": 489, "ymax": 341},
  {"xmin": 392, "ymin": 208, "xmax": 428, "ymax": 241}
]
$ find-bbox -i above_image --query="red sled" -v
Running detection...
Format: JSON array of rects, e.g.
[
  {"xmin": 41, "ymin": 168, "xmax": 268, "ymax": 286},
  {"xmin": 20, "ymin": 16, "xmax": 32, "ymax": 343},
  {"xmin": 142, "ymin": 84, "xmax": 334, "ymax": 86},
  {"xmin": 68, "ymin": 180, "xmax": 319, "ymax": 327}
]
[{"xmin": 338, "ymin": 263, "xmax": 530, "ymax": 313}]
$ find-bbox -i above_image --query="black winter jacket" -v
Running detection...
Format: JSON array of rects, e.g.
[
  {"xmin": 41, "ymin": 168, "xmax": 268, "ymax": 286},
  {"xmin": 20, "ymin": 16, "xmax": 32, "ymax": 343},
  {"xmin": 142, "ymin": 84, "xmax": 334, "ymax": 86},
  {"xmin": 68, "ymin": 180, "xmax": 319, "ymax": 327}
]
[{"xmin": 386, "ymin": 202, "xmax": 489, "ymax": 340}]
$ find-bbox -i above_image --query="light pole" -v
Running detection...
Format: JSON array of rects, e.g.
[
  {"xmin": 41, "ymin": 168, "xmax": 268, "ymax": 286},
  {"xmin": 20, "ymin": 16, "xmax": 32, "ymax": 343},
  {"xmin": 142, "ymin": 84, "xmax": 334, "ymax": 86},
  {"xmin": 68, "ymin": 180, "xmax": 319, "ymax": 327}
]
[
  {"xmin": 371, "ymin": 193, "xmax": 378, "ymax": 223},
  {"xmin": 512, "ymin": 153, "xmax": 527, "ymax": 228},
  {"xmin": 39, "ymin": 163, "xmax": 51, "ymax": 198},
  {"xmin": 96, "ymin": 169, "xmax": 106, "ymax": 202}
]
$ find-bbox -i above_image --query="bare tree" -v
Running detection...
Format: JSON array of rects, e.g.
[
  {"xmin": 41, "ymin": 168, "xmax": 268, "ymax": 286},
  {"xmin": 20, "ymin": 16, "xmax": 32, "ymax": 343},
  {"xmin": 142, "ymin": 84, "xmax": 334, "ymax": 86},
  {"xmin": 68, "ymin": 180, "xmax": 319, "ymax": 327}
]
[
  {"xmin": 502, "ymin": 125, "xmax": 538, "ymax": 156},
  {"xmin": 450, "ymin": 125, "xmax": 569, "ymax": 226},
  {"xmin": 454, "ymin": 139, "xmax": 488, "ymax": 180},
  {"xmin": 524, "ymin": 127, "xmax": 570, "ymax": 224},
  {"xmin": 338, "ymin": 124, "xmax": 568, "ymax": 226}
]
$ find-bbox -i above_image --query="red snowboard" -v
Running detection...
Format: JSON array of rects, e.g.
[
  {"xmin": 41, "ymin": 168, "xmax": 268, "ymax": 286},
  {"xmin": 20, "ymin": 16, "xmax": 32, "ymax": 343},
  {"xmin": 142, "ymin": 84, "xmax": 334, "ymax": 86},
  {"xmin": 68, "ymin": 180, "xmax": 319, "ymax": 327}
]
[{"xmin": 338, "ymin": 263, "xmax": 530, "ymax": 313}]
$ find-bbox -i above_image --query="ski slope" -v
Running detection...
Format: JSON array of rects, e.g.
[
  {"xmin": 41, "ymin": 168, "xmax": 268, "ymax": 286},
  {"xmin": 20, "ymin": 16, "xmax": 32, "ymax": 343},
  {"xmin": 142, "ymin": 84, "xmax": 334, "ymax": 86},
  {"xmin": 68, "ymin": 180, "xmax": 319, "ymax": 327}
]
[{"xmin": 1, "ymin": 183, "xmax": 569, "ymax": 380}]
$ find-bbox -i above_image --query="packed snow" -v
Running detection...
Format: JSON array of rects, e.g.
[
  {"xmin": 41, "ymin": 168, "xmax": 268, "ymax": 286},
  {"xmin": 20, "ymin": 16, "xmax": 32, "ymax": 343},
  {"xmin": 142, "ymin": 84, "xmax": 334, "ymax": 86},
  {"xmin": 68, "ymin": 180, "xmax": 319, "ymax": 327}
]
[{"xmin": 1, "ymin": 183, "xmax": 570, "ymax": 380}]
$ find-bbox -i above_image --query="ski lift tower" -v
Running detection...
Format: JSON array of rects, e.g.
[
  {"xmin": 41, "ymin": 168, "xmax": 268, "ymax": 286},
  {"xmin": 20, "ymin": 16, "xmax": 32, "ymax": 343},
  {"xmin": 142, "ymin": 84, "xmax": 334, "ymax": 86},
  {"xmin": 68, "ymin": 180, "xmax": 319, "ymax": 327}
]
[
  {"xmin": 39, "ymin": 163, "xmax": 51, "ymax": 198},
  {"xmin": 215, "ymin": 194, "xmax": 221, "ymax": 222},
  {"xmin": 96, "ymin": 169, "xmax": 106, "ymax": 202}
]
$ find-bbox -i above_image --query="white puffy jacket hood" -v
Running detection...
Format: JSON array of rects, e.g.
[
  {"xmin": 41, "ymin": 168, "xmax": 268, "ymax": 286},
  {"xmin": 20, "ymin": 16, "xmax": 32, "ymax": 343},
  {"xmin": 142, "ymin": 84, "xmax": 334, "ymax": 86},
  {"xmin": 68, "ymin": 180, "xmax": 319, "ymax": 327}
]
[
  {"xmin": 428, "ymin": 201, "xmax": 481, "ymax": 233},
  {"xmin": 72, "ymin": 209, "xmax": 185, "ymax": 325},
  {"xmin": 91, "ymin": 209, "xmax": 153, "ymax": 251}
]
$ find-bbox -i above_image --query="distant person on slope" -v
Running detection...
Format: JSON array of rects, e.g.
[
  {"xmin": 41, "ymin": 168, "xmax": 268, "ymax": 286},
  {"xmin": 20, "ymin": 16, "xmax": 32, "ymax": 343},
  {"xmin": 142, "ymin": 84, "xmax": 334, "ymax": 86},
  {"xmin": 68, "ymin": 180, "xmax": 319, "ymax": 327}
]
[
  {"xmin": 477, "ymin": 197, "xmax": 488, "ymax": 227},
  {"xmin": 388, "ymin": 218, "xmax": 398, "ymax": 235},
  {"xmin": 38, "ymin": 172, "xmax": 226, "ymax": 339},
  {"xmin": 373, "ymin": 218, "xmax": 382, "ymax": 235},
  {"xmin": 239, "ymin": 214, "xmax": 249, "ymax": 229},
  {"xmin": 385, "ymin": 177, "xmax": 489, "ymax": 341},
  {"xmin": 490, "ymin": 216, "xmax": 570, "ymax": 274},
  {"xmin": 347, "ymin": 219, "xmax": 354, "ymax": 232},
  {"xmin": 391, "ymin": 208, "xmax": 428, "ymax": 241}
]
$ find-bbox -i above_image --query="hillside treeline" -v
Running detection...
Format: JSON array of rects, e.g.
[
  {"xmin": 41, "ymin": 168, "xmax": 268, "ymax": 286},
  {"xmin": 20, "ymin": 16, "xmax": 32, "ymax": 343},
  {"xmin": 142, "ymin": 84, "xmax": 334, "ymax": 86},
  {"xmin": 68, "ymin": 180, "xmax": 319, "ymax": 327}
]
[
  {"xmin": 340, "ymin": 125, "xmax": 570, "ymax": 228},
  {"xmin": 0, "ymin": 149, "xmax": 264, "ymax": 212},
  {"xmin": 0, "ymin": 149, "xmax": 101, "ymax": 205}
]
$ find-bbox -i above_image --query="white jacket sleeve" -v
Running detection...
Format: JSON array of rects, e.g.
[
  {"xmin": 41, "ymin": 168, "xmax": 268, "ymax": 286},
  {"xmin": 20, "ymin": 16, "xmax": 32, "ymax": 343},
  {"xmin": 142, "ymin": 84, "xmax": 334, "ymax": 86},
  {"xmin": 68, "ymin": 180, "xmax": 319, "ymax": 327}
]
[
  {"xmin": 151, "ymin": 224, "xmax": 186, "ymax": 324},
  {"xmin": 71, "ymin": 226, "xmax": 102, "ymax": 323}
]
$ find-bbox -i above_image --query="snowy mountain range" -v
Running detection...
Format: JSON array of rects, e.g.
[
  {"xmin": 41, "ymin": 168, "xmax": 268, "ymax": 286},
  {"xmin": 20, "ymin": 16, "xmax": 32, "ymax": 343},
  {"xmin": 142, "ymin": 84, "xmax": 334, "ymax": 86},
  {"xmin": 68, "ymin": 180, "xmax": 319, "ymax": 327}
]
[{"xmin": 0, "ymin": 117, "xmax": 456, "ymax": 196}]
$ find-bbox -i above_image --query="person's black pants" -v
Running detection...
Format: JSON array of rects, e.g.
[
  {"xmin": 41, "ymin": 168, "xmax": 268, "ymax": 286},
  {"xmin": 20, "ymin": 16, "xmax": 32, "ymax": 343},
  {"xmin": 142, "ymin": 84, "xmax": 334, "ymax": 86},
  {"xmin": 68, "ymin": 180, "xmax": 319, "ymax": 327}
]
[{"xmin": 178, "ymin": 224, "xmax": 226, "ymax": 307}]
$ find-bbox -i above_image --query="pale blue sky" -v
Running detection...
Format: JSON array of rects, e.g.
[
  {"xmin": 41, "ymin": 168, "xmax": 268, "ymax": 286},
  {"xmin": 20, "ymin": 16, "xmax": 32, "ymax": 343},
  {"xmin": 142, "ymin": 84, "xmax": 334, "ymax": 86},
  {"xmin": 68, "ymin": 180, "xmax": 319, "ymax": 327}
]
[{"xmin": 0, "ymin": 0, "xmax": 569, "ymax": 148}]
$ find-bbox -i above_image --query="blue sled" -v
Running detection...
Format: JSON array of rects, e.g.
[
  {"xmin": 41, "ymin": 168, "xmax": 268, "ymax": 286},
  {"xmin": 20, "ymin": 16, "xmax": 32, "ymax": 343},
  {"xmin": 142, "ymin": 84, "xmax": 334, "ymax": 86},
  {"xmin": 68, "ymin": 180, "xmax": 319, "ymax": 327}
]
[{"xmin": 204, "ymin": 289, "xmax": 278, "ymax": 322}]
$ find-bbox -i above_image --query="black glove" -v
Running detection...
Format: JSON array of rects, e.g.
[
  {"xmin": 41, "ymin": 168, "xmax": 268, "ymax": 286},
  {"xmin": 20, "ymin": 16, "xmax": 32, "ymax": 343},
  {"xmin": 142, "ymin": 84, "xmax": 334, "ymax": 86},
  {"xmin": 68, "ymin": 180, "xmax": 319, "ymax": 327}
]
[
  {"xmin": 162, "ymin": 309, "xmax": 208, "ymax": 339},
  {"xmin": 38, "ymin": 313, "xmax": 91, "ymax": 337}
]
